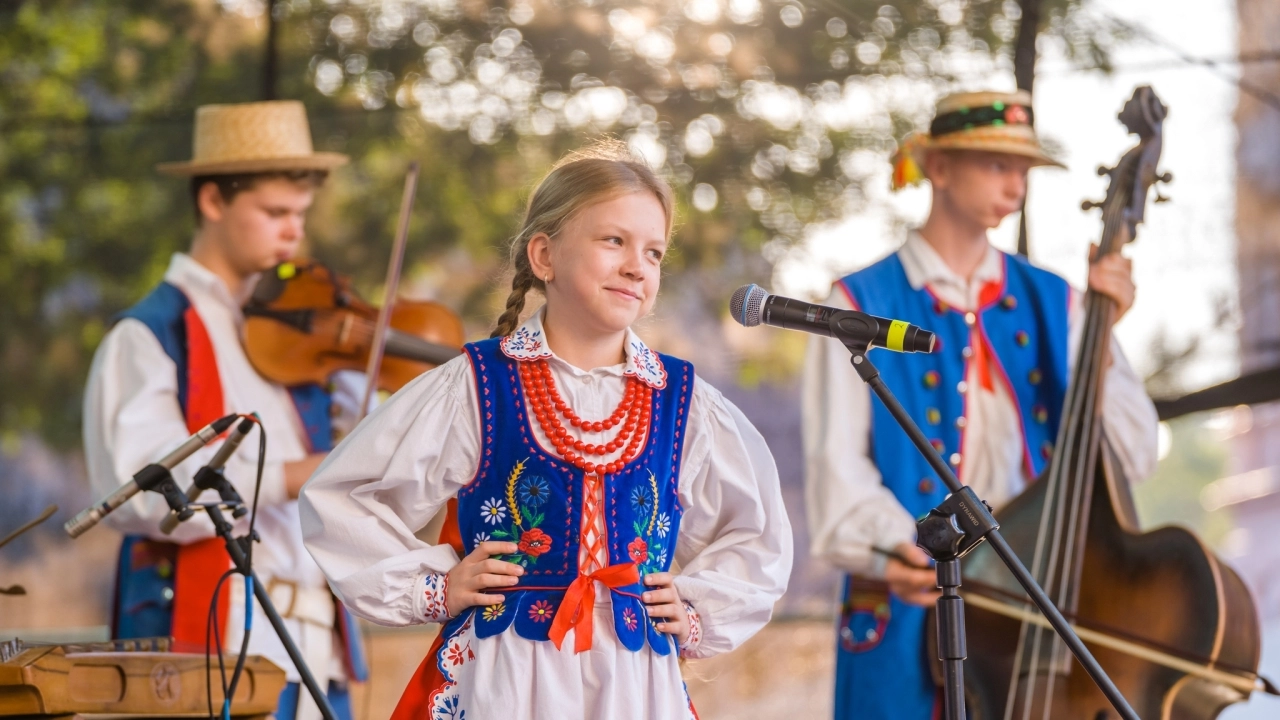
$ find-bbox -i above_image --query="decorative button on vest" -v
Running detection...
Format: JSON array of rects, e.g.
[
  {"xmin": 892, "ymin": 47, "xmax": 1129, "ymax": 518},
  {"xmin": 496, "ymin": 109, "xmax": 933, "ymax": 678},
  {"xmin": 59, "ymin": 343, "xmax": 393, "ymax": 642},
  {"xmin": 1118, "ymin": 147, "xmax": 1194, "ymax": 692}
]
[
  {"xmin": 1015, "ymin": 330, "xmax": 1030, "ymax": 347},
  {"xmin": 949, "ymin": 453, "xmax": 962, "ymax": 467},
  {"xmin": 1033, "ymin": 404, "xmax": 1049, "ymax": 424},
  {"xmin": 1028, "ymin": 368, "xmax": 1043, "ymax": 385},
  {"xmin": 964, "ymin": 312, "xmax": 977, "ymax": 326},
  {"xmin": 923, "ymin": 371, "xmax": 940, "ymax": 389},
  {"xmin": 926, "ymin": 408, "xmax": 942, "ymax": 425},
  {"xmin": 1001, "ymin": 295, "xmax": 1018, "ymax": 310},
  {"xmin": 956, "ymin": 380, "xmax": 968, "ymax": 394},
  {"xmin": 955, "ymin": 416, "xmax": 967, "ymax": 429},
  {"xmin": 918, "ymin": 478, "xmax": 935, "ymax": 494}
]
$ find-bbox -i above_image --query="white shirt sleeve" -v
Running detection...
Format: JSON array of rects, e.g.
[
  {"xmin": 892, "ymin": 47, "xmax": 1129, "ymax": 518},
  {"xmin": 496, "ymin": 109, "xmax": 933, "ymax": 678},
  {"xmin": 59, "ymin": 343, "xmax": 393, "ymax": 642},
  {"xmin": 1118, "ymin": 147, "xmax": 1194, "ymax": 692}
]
[
  {"xmin": 81, "ymin": 319, "xmax": 288, "ymax": 543},
  {"xmin": 1066, "ymin": 289, "xmax": 1159, "ymax": 484},
  {"xmin": 298, "ymin": 354, "xmax": 479, "ymax": 627},
  {"xmin": 801, "ymin": 288, "xmax": 918, "ymax": 578},
  {"xmin": 671, "ymin": 377, "xmax": 794, "ymax": 659}
]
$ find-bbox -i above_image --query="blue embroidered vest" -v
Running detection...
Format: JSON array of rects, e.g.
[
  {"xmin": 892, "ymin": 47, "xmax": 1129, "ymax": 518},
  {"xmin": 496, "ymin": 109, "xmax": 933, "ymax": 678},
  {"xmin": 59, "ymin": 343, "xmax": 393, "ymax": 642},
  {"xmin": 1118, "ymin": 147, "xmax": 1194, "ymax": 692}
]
[
  {"xmin": 455, "ymin": 338, "xmax": 694, "ymax": 655},
  {"xmin": 109, "ymin": 281, "xmax": 366, "ymax": 681},
  {"xmin": 830, "ymin": 250, "xmax": 1070, "ymax": 720}
]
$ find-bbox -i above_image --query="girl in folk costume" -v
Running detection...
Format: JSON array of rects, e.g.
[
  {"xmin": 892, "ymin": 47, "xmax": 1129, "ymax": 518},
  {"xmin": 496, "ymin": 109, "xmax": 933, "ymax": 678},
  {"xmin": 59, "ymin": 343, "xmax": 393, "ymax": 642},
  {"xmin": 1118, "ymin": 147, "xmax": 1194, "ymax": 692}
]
[
  {"xmin": 299, "ymin": 141, "xmax": 793, "ymax": 719},
  {"xmin": 802, "ymin": 90, "xmax": 1158, "ymax": 720}
]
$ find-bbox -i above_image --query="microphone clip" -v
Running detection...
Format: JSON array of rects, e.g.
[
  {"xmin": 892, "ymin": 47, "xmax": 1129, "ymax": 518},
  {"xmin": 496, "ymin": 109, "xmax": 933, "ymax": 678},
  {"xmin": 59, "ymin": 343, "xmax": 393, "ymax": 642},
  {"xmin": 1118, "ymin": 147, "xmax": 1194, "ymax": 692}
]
[
  {"xmin": 190, "ymin": 465, "xmax": 249, "ymax": 520},
  {"xmin": 135, "ymin": 464, "xmax": 193, "ymax": 522}
]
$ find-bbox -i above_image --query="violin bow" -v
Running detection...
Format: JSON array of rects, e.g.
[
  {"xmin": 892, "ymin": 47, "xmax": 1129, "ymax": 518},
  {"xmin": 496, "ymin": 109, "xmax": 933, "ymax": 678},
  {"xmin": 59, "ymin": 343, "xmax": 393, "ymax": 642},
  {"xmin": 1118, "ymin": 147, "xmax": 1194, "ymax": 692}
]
[{"xmin": 357, "ymin": 162, "xmax": 421, "ymax": 425}]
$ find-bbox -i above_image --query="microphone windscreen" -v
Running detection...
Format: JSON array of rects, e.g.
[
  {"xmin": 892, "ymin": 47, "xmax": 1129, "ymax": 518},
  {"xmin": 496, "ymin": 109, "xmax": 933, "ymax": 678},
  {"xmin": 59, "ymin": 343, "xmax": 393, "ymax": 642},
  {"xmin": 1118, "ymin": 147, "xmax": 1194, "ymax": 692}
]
[{"xmin": 729, "ymin": 284, "xmax": 770, "ymax": 327}]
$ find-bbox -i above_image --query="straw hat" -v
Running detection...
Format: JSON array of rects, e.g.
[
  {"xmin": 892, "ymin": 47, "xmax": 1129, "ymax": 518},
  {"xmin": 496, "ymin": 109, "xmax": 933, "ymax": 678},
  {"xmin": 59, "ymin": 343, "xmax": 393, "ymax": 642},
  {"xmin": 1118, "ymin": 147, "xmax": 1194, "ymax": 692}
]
[
  {"xmin": 157, "ymin": 100, "xmax": 349, "ymax": 176},
  {"xmin": 891, "ymin": 90, "xmax": 1064, "ymax": 190}
]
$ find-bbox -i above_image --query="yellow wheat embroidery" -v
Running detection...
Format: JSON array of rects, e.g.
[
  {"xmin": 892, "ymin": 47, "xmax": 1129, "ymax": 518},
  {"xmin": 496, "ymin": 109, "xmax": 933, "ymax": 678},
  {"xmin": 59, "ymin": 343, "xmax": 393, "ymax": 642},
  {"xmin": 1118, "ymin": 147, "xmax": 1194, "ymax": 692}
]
[
  {"xmin": 646, "ymin": 470, "xmax": 660, "ymax": 535},
  {"xmin": 506, "ymin": 459, "xmax": 528, "ymax": 527}
]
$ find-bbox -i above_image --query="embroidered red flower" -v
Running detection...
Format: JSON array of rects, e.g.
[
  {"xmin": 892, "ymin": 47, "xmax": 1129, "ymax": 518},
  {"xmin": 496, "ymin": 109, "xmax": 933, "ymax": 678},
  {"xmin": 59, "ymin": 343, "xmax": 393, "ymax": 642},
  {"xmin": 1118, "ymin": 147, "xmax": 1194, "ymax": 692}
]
[
  {"xmin": 628, "ymin": 537, "xmax": 648, "ymax": 564},
  {"xmin": 529, "ymin": 599, "xmax": 554, "ymax": 622},
  {"xmin": 518, "ymin": 528, "xmax": 552, "ymax": 557}
]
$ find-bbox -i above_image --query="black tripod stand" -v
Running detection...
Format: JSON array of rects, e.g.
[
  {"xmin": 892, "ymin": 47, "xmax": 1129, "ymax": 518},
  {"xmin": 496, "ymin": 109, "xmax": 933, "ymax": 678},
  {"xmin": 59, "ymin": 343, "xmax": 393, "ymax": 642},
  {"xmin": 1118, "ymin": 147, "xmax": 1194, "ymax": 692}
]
[
  {"xmin": 155, "ymin": 466, "xmax": 339, "ymax": 720},
  {"xmin": 841, "ymin": 338, "xmax": 1140, "ymax": 720}
]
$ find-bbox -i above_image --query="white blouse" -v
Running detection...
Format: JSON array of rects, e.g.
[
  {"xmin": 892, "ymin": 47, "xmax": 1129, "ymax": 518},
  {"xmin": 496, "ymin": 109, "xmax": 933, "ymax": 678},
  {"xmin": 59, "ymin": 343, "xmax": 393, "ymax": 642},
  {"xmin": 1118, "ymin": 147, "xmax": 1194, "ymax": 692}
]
[
  {"xmin": 802, "ymin": 234, "xmax": 1159, "ymax": 577},
  {"xmin": 299, "ymin": 309, "xmax": 793, "ymax": 718}
]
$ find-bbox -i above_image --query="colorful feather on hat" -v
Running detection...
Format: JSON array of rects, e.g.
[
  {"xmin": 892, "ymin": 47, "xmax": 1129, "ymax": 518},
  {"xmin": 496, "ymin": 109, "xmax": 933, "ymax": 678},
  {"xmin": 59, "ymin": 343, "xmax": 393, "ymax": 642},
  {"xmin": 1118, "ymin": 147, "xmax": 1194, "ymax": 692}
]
[{"xmin": 891, "ymin": 133, "xmax": 928, "ymax": 191}]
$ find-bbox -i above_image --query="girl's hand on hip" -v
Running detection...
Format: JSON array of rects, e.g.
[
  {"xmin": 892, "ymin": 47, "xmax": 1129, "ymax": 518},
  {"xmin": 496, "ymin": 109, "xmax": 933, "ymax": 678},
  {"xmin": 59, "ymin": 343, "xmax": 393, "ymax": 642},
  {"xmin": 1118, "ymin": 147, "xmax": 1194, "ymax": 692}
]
[
  {"xmin": 642, "ymin": 572, "xmax": 690, "ymax": 645},
  {"xmin": 446, "ymin": 541, "xmax": 523, "ymax": 617}
]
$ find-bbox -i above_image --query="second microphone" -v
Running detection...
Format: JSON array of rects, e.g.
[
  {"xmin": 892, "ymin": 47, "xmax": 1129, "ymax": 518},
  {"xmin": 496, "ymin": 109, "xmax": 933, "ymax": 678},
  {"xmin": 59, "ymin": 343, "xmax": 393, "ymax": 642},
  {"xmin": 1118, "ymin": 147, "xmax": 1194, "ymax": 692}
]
[{"xmin": 731, "ymin": 284, "xmax": 936, "ymax": 354}]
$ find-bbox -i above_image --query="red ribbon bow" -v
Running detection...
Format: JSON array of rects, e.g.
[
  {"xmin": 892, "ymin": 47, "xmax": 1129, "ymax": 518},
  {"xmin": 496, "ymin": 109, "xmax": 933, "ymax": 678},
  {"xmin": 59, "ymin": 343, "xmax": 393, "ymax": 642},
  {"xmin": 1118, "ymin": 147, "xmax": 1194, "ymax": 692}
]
[{"xmin": 548, "ymin": 562, "xmax": 641, "ymax": 653}]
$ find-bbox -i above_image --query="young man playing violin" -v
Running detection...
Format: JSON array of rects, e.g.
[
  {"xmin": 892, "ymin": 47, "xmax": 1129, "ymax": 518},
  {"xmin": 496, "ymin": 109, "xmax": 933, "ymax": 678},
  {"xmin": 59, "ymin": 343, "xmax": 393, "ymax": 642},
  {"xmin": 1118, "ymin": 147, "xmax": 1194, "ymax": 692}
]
[
  {"xmin": 800, "ymin": 90, "xmax": 1160, "ymax": 720},
  {"xmin": 83, "ymin": 101, "xmax": 364, "ymax": 720}
]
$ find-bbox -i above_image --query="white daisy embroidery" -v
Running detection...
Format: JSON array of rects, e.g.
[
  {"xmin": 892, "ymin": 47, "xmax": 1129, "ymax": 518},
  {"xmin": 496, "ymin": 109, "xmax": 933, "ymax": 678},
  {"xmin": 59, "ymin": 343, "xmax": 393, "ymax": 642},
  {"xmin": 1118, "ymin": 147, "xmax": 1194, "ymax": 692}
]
[
  {"xmin": 480, "ymin": 498, "xmax": 507, "ymax": 525},
  {"xmin": 473, "ymin": 532, "xmax": 492, "ymax": 545},
  {"xmin": 655, "ymin": 512, "xmax": 671, "ymax": 538}
]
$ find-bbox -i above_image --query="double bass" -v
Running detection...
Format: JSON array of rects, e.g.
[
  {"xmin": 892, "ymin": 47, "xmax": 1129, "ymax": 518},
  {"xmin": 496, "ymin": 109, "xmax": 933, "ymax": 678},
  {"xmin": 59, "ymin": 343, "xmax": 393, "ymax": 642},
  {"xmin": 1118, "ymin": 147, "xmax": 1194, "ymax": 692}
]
[{"xmin": 957, "ymin": 87, "xmax": 1269, "ymax": 718}]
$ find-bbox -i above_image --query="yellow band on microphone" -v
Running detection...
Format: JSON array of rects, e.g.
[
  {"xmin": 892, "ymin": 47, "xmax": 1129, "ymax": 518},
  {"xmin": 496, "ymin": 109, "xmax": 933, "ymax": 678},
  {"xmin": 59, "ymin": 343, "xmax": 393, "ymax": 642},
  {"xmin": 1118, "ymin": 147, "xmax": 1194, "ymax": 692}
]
[{"xmin": 886, "ymin": 320, "xmax": 908, "ymax": 352}]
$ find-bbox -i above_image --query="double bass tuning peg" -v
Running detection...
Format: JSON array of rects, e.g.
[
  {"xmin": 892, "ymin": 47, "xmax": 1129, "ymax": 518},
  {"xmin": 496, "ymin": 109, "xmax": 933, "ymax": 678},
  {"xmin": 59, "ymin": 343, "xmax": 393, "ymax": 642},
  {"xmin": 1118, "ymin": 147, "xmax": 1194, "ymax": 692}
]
[
  {"xmin": 1081, "ymin": 199, "xmax": 1105, "ymax": 211},
  {"xmin": 1157, "ymin": 171, "xmax": 1173, "ymax": 184},
  {"xmin": 1096, "ymin": 165, "xmax": 1111, "ymax": 177}
]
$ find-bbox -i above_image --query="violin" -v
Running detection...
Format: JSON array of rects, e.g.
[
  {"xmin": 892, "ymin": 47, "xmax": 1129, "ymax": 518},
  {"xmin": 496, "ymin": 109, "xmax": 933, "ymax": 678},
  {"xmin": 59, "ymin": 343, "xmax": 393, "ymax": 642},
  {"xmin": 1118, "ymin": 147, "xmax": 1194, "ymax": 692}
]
[
  {"xmin": 955, "ymin": 87, "xmax": 1270, "ymax": 719},
  {"xmin": 243, "ymin": 259, "xmax": 463, "ymax": 393}
]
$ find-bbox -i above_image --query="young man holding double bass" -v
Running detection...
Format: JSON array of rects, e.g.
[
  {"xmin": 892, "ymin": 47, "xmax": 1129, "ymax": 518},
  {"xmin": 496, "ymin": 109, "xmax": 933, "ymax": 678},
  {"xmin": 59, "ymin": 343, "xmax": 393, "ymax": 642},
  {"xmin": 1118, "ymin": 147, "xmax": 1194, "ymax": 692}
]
[
  {"xmin": 82, "ymin": 101, "xmax": 365, "ymax": 720},
  {"xmin": 801, "ymin": 90, "xmax": 1160, "ymax": 719}
]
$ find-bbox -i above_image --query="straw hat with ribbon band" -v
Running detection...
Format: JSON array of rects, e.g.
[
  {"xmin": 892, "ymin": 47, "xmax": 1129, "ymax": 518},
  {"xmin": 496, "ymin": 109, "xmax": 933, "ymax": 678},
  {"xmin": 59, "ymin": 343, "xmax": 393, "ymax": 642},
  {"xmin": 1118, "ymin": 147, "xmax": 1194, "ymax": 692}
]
[
  {"xmin": 157, "ymin": 101, "xmax": 349, "ymax": 176},
  {"xmin": 891, "ymin": 90, "xmax": 1065, "ymax": 191}
]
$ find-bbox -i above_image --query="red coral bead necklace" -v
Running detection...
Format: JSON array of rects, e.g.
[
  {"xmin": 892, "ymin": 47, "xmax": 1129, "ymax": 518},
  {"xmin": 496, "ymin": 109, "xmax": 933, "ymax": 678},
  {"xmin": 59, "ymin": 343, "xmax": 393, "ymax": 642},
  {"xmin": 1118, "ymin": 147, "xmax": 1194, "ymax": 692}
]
[{"xmin": 520, "ymin": 359, "xmax": 651, "ymax": 475}]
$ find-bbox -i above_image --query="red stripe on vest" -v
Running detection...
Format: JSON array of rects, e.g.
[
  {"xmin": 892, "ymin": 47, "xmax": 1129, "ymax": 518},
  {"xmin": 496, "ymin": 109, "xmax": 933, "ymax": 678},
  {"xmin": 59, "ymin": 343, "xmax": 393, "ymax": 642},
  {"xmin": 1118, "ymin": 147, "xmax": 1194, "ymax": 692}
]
[{"xmin": 171, "ymin": 305, "xmax": 232, "ymax": 653}]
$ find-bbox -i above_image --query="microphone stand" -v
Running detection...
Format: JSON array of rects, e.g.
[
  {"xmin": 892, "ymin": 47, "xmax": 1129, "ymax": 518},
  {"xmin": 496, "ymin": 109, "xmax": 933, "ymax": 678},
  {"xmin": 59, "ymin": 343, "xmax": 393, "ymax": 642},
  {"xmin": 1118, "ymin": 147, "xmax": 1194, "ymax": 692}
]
[
  {"xmin": 155, "ymin": 469, "xmax": 338, "ymax": 720},
  {"xmin": 840, "ymin": 336, "xmax": 1139, "ymax": 720}
]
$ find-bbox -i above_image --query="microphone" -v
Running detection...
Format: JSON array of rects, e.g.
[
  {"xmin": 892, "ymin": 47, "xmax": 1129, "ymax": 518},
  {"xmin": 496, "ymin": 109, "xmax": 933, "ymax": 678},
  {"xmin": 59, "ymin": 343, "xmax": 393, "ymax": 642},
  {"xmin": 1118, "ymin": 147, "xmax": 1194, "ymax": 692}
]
[
  {"xmin": 730, "ymin": 284, "xmax": 936, "ymax": 353},
  {"xmin": 159, "ymin": 416, "xmax": 256, "ymax": 535},
  {"xmin": 65, "ymin": 414, "xmax": 239, "ymax": 538}
]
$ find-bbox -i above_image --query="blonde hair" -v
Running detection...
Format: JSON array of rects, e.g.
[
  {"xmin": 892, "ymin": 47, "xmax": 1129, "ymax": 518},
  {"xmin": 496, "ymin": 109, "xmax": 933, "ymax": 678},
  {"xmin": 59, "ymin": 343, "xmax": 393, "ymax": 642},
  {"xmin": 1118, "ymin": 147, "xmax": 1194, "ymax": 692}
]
[{"xmin": 490, "ymin": 139, "xmax": 675, "ymax": 338}]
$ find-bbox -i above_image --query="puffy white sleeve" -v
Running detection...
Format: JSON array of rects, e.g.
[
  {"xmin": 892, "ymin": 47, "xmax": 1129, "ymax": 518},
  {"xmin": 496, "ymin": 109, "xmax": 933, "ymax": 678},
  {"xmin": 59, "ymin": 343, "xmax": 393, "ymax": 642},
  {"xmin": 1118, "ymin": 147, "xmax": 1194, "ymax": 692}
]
[
  {"xmin": 801, "ymin": 287, "xmax": 918, "ymax": 577},
  {"xmin": 81, "ymin": 319, "xmax": 288, "ymax": 543},
  {"xmin": 299, "ymin": 354, "xmax": 480, "ymax": 627},
  {"xmin": 670, "ymin": 377, "xmax": 793, "ymax": 659},
  {"xmin": 1066, "ymin": 289, "xmax": 1159, "ymax": 483}
]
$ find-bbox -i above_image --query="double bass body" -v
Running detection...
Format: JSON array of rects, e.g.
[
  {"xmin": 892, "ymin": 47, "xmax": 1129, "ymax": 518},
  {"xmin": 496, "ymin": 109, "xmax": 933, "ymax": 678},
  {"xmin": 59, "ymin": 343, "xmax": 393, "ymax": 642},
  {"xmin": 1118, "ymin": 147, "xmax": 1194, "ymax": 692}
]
[{"xmin": 962, "ymin": 451, "xmax": 1260, "ymax": 719}]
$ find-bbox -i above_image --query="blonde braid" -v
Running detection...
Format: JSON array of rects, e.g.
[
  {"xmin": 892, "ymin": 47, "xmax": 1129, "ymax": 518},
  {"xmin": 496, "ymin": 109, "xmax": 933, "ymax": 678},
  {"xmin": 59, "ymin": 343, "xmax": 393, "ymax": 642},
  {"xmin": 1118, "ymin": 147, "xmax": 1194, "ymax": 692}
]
[{"xmin": 490, "ymin": 263, "xmax": 538, "ymax": 338}]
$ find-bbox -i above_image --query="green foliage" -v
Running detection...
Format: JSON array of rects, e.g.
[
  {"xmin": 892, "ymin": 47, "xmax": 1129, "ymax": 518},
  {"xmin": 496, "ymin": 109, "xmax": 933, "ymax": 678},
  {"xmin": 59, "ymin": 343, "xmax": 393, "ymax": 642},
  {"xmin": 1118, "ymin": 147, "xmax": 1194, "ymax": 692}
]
[
  {"xmin": 0, "ymin": 0, "xmax": 1112, "ymax": 450},
  {"xmin": 1133, "ymin": 414, "xmax": 1233, "ymax": 546}
]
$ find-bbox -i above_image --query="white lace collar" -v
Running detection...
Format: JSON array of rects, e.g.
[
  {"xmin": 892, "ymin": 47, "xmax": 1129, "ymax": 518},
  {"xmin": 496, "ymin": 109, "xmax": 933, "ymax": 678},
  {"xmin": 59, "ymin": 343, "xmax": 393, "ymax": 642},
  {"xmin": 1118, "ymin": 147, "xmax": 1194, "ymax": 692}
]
[{"xmin": 499, "ymin": 307, "xmax": 667, "ymax": 389}]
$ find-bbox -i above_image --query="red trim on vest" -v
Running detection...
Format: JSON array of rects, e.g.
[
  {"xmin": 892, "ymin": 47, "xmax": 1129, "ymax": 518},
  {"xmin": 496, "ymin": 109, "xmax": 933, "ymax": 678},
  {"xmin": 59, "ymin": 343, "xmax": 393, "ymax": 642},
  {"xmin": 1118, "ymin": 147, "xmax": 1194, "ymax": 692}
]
[
  {"xmin": 391, "ymin": 631, "xmax": 449, "ymax": 720},
  {"xmin": 439, "ymin": 498, "xmax": 464, "ymax": 557},
  {"xmin": 171, "ymin": 305, "xmax": 232, "ymax": 653}
]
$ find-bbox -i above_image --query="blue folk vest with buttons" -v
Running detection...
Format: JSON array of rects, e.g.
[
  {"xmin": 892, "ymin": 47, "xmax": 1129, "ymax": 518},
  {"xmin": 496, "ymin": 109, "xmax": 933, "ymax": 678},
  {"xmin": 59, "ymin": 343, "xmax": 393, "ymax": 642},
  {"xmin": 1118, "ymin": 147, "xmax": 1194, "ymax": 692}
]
[
  {"xmin": 830, "ymin": 250, "xmax": 1070, "ymax": 720},
  {"xmin": 455, "ymin": 338, "xmax": 695, "ymax": 654}
]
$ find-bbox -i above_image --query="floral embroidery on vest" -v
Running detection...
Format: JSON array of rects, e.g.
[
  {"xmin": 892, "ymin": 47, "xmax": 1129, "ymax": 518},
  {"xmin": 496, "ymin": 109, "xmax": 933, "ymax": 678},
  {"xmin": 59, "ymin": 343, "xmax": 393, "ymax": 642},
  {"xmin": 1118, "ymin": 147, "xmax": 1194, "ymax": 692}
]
[{"xmin": 455, "ymin": 336, "xmax": 694, "ymax": 654}]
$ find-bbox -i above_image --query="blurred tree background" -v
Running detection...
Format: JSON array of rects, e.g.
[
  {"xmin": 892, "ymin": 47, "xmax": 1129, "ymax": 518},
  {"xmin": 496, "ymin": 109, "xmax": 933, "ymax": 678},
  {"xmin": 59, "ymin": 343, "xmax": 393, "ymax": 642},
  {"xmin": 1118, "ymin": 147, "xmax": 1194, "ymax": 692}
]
[{"xmin": 0, "ymin": 0, "xmax": 1122, "ymax": 451}]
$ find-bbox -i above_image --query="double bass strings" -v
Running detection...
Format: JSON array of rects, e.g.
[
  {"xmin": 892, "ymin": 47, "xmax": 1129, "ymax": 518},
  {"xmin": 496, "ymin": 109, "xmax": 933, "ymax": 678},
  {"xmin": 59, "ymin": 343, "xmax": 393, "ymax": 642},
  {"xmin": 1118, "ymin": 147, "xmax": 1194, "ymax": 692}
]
[{"xmin": 1004, "ymin": 181, "xmax": 1133, "ymax": 720}]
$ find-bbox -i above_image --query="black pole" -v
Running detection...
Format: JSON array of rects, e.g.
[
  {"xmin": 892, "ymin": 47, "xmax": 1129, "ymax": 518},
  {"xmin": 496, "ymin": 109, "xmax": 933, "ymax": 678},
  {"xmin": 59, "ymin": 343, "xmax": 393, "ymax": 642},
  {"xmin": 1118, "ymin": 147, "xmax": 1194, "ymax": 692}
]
[
  {"xmin": 935, "ymin": 559, "xmax": 967, "ymax": 720},
  {"xmin": 205, "ymin": 505, "xmax": 337, "ymax": 720},
  {"xmin": 845, "ymin": 348, "xmax": 1139, "ymax": 720},
  {"xmin": 1013, "ymin": 0, "xmax": 1043, "ymax": 258},
  {"xmin": 263, "ymin": 0, "xmax": 279, "ymax": 101}
]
